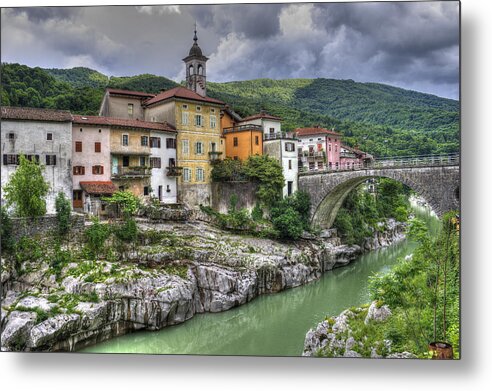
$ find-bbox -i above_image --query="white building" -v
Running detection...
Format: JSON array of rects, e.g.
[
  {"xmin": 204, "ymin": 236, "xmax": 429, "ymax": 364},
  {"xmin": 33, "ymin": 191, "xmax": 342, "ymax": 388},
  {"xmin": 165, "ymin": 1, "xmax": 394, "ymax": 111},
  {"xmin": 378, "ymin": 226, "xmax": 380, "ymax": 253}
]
[
  {"xmin": 1, "ymin": 106, "xmax": 73, "ymax": 214},
  {"xmin": 240, "ymin": 112, "xmax": 298, "ymax": 197},
  {"xmin": 150, "ymin": 129, "xmax": 178, "ymax": 203}
]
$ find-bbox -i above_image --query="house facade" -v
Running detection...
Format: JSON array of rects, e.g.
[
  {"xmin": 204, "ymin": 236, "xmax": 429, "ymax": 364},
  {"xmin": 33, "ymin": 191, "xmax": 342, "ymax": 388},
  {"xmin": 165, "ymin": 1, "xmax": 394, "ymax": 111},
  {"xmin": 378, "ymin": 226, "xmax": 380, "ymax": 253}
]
[
  {"xmin": 340, "ymin": 144, "xmax": 373, "ymax": 170},
  {"xmin": 296, "ymin": 126, "xmax": 342, "ymax": 171},
  {"xmin": 1, "ymin": 106, "xmax": 73, "ymax": 214},
  {"xmin": 241, "ymin": 112, "xmax": 298, "ymax": 197}
]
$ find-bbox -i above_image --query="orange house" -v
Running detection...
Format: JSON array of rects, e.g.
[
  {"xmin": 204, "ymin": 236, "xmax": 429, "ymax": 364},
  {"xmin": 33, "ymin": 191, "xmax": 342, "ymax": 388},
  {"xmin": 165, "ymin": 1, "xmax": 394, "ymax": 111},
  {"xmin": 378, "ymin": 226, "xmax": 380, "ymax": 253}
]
[{"xmin": 221, "ymin": 107, "xmax": 263, "ymax": 160}]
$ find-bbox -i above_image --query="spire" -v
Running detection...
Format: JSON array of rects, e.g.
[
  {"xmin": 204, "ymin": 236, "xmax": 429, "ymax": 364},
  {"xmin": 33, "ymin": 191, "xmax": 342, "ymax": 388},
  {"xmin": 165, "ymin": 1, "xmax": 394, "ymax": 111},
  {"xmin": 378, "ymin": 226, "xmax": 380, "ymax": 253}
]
[{"xmin": 193, "ymin": 21, "xmax": 198, "ymax": 43}]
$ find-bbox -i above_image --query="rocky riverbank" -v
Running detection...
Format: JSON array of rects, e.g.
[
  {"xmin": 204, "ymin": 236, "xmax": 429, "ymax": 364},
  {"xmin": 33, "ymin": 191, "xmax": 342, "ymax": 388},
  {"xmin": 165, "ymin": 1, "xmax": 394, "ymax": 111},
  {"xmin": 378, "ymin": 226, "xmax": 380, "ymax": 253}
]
[
  {"xmin": 1, "ymin": 218, "xmax": 406, "ymax": 352},
  {"xmin": 303, "ymin": 301, "xmax": 416, "ymax": 358}
]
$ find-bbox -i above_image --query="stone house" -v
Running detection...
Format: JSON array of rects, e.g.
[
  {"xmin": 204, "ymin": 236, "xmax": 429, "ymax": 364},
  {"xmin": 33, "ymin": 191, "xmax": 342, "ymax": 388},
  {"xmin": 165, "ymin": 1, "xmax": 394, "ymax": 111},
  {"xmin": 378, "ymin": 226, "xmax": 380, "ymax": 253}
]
[{"xmin": 0, "ymin": 106, "xmax": 72, "ymax": 214}]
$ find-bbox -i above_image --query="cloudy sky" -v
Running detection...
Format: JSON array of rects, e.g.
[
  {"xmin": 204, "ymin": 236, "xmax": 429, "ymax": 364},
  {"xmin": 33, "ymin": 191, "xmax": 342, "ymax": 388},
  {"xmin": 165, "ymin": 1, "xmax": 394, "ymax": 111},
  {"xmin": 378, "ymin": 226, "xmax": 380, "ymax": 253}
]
[{"xmin": 1, "ymin": 1, "xmax": 460, "ymax": 99}]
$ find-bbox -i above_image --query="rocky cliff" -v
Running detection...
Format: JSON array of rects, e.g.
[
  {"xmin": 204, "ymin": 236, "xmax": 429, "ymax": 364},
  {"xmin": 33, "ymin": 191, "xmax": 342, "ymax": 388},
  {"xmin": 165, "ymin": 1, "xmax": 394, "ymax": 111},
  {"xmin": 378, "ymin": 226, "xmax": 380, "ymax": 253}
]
[{"xmin": 1, "ymin": 219, "xmax": 405, "ymax": 352}]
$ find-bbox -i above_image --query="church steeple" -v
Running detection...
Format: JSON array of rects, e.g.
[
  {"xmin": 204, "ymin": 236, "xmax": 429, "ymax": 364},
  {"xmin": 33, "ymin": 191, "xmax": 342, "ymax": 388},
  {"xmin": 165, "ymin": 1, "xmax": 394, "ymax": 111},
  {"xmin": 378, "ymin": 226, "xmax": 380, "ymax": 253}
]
[{"xmin": 183, "ymin": 26, "xmax": 208, "ymax": 97}]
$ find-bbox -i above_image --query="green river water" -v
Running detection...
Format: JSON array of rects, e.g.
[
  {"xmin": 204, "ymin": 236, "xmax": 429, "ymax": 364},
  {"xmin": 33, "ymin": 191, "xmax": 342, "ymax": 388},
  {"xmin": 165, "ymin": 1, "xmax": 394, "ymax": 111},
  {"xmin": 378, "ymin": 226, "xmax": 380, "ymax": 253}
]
[{"xmin": 82, "ymin": 205, "xmax": 438, "ymax": 356}]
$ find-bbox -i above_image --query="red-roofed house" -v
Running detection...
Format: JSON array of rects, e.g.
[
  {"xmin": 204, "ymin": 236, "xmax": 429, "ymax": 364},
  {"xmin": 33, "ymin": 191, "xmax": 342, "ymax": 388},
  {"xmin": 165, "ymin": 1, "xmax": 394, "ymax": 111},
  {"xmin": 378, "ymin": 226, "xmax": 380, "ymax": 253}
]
[
  {"xmin": 295, "ymin": 126, "xmax": 342, "ymax": 171},
  {"xmin": 340, "ymin": 144, "xmax": 374, "ymax": 170}
]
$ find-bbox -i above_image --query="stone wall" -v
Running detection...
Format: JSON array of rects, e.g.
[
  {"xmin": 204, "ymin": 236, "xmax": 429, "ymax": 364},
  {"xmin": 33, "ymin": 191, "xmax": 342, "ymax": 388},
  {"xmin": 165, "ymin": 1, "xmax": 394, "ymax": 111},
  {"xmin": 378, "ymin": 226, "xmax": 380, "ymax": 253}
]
[
  {"xmin": 10, "ymin": 213, "xmax": 85, "ymax": 241},
  {"xmin": 211, "ymin": 181, "xmax": 258, "ymax": 214}
]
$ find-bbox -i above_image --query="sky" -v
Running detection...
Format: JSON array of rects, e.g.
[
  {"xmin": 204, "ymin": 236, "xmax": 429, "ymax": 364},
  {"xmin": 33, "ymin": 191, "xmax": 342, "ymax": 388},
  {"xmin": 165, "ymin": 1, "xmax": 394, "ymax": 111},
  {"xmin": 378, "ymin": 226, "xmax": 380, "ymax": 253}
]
[{"xmin": 0, "ymin": 1, "xmax": 460, "ymax": 99}]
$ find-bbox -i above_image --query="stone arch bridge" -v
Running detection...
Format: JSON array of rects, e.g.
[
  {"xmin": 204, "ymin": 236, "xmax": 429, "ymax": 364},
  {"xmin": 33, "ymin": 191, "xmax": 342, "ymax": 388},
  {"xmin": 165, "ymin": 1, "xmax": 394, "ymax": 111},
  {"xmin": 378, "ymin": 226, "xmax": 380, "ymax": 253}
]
[{"xmin": 298, "ymin": 155, "xmax": 460, "ymax": 229}]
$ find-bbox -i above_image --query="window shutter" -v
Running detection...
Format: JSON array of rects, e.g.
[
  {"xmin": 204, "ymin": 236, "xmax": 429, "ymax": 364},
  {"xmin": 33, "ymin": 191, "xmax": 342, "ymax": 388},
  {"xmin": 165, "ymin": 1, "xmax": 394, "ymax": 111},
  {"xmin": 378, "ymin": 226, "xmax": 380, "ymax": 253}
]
[
  {"xmin": 53, "ymin": 155, "xmax": 57, "ymax": 166},
  {"xmin": 101, "ymin": 166, "xmax": 104, "ymax": 174},
  {"xmin": 82, "ymin": 166, "xmax": 85, "ymax": 175},
  {"xmin": 3, "ymin": 155, "xmax": 7, "ymax": 165},
  {"xmin": 92, "ymin": 166, "xmax": 96, "ymax": 175}
]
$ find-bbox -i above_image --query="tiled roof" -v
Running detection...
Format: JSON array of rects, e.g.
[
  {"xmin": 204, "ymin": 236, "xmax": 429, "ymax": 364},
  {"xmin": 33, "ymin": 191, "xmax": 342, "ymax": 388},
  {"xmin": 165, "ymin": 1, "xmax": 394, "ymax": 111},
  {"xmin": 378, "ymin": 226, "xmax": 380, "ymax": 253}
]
[
  {"xmin": 1, "ymin": 106, "xmax": 72, "ymax": 122},
  {"xmin": 295, "ymin": 127, "xmax": 341, "ymax": 137},
  {"xmin": 143, "ymin": 86, "xmax": 224, "ymax": 106},
  {"xmin": 341, "ymin": 144, "xmax": 373, "ymax": 158},
  {"xmin": 106, "ymin": 88, "xmax": 155, "ymax": 98},
  {"xmin": 72, "ymin": 115, "xmax": 176, "ymax": 132},
  {"xmin": 239, "ymin": 112, "xmax": 282, "ymax": 122},
  {"xmin": 80, "ymin": 181, "xmax": 117, "ymax": 195}
]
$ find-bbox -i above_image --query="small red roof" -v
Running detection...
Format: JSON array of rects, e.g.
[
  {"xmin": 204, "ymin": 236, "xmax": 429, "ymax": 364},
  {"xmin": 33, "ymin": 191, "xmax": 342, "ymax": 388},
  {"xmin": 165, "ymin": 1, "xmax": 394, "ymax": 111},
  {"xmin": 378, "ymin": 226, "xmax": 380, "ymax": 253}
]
[
  {"xmin": 239, "ymin": 112, "xmax": 282, "ymax": 122},
  {"xmin": 1, "ymin": 106, "xmax": 72, "ymax": 122},
  {"xmin": 72, "ymin": 115, "xmax": 176, "ymax": 133},
  {"xmin": 295, "ymin": 126, "xmax": 340, "ymax": 137},
  {"xmin": 144, "ymin": 86, "xmax": 224, "ymax": 106},
  {"xmin": 79, "ymin": 181, "xmax": 117, "ymax": 195},
  {"xmin": 106, "ymin": 88, "xmax": 155, "ymax": 98}
]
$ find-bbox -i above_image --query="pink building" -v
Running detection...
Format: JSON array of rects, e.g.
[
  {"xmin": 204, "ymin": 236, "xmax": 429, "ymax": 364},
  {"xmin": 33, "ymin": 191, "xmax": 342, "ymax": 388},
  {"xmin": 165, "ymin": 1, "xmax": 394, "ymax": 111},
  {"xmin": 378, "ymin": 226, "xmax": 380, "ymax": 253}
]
[
  {"xmin": 295, "ymin": 126, "xmax": 342, "ymax": 171},
  {"xmin": 340, "ymin": 144, "xmax": 374, "ymax": 170}
]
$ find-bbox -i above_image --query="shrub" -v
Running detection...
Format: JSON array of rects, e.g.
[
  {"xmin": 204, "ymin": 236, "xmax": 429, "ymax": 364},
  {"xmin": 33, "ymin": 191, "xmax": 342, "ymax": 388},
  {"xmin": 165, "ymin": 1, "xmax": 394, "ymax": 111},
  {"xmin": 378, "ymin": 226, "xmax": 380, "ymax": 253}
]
[
  {"xmin": 102, "ymin": 191, "xmax": 141, "ymax": 217},
  {"xmin": 251, "ymin": 203, "xmax": 263, "ymax": 221},
  {"xmin": 271, "ymin": 206, "xmax": 304, "ymax": 240},
  {"xmin": 55, "ymin": 192, "xmax": 71, "ymax": 236},
  {"xmin": 1, "ymin": 206, "xmax": 14, "ymax": 253},
  {"xmin": 84, "ymin": 218, "xmax": 110, "ymax": 258}
]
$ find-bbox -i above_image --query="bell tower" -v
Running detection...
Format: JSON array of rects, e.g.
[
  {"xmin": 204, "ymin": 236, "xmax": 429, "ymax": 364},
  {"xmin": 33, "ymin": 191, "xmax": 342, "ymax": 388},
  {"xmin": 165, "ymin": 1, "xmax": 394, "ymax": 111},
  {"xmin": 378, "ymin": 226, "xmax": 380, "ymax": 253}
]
[{"xmin": 183, "ymin": 25, "xmax": 208, "ymax": 97}]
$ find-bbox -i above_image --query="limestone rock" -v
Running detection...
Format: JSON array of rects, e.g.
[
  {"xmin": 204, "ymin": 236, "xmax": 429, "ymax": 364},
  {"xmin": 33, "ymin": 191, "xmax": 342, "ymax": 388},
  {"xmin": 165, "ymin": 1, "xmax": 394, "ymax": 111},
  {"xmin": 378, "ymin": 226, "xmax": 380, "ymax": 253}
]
[
  {"xmin": 1, "ymin": 311, "xmax": 37, "ymax": 351},
  {"xmin": 365, "ymin": 301, "xmax": 392, "ymax": 324}
]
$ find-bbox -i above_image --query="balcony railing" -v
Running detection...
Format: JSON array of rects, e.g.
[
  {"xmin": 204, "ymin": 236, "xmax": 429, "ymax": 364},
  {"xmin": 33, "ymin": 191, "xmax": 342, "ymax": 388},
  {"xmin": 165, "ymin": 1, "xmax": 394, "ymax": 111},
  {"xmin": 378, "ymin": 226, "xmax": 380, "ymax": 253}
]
[
  {"xmin": 298, "ymin": 151, "xmax": 326, "ymax": 159},
  {"xmin": 263, "ymin": 132, "xmax": 297, "ymax": 141},
  {"xmin": 223, "ymin": 124, "xmax": 263, "ymax": 134},
  {"xmin": 209, "ymin": 151, "xmax": 223, "ymax": 163},
  {"xmin": 166, "ymin": 166, "xmax": 183, "ymax": 177},
  {"xmin": 111, "ymin": 166, "xmax": 151, "ymax": 178}
]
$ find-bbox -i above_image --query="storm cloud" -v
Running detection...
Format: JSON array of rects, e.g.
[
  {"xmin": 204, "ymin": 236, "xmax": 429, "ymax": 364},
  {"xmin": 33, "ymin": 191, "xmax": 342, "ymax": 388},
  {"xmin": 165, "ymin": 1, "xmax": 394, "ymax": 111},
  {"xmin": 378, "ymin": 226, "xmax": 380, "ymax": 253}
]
[{"xmin": 0, "ymin": 2, "xmax": 459, "ymax": 99}]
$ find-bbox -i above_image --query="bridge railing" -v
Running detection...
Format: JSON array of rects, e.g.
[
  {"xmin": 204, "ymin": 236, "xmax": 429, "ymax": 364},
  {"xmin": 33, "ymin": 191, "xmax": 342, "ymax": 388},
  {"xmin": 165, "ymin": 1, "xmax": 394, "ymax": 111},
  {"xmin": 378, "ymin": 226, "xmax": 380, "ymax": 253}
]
[{"xmin": 298, "ymin": 153, "xmax": 459, "ymax": 175}]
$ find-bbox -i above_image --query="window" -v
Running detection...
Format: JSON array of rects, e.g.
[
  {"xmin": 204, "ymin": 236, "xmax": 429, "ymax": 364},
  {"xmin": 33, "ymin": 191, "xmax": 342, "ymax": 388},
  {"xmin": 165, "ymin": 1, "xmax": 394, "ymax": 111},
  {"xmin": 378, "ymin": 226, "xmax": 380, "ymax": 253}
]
[
  {"xmin": 166, "ymin": 138, "xmax": 176, "ymax": 149},
  {"xmin": 288, "ymin": 160, "xmax": 292, "ymax": 170},
  {"xmin": 233, "ymin": 137, "xmax": 238, "ymax": 147},
  {"xmin": 143, "ymin": 186, "xmax": 149, "ymax": 196},
  {"xmin": 3, "ymin": 154, "xmax": 19, "ymax": 165},
  {"xmin": 335, "ymin": 162, "xmax": 339, "ymax": 170},
  {"xmin": 195, "ymin": 114, "xmax": 203, "ymax": 126},
  {"xmin": 122, "ymin": 135, "xmax": 129, "ymax": 146},
  {"xmin": 255, "ymin": 136, "xmax": 259, "ymax": 145},
  {"xmin": 141, "ymin": 136, "xmax": 149, "ymax": 146},
  {"xmin": 73, "ymin": 166, "xmax": 85, "ymax": 175},
  {"xmin": 92, "ymin": 165, "xmax": 104, "ymax": 175},
  {"xmin": 196, "ymin": 106, "xmax": 201, "ymax": 112},
  {"xmin": 269, "ymin": 128, "xmax": 275, "ymax": 134},
  {"xmin": 318, "ymin": 137, "xmax": 322, "ymax": 141},
  {"xmin": 182, "ymin": 112, "xmax": 189, "ymax": 126},
  {"xmin": 168, "ymin": 158, "xmax": 176, "ymax": 167},
  {"xmin": 25, "ymin": 155, "xmax": 40, "ymax": 163},
  {"xmin": 196, "ymin": 168, "xmax": 204, "ymax": 182},
  {"xmin": 195, "ymin": 141, "xmax": 204, "ymax": 154},
  {"xmin": 45, "ymin": 155, "xmax": 57, "ymax": 166},
  {"xmin": 210, "ymin": 115, "xmax": 217, "ymax": 128},
  {"xmin": 139, "ymin": 157, "xmax": 146, "ymax": 167},
  {"xmin": 183, "ymin": 168, "xmax": 191, "ymax": 182},
  {"xmin": 7, "ymin": 133, "xmax": 15, "ymax": 140},
  {"xmin": 233, "ymin": 156, "xmax": 238, "ymax": 160},
  {"xmin": 329, "ymin": 144, "xmax": 332, "ymax": 151},
  {"xmin": 210, "ymin": 142, "xmax": 217, "ymax": 152},
  {"xmin": 150, "ymin": 157, "xmax": 161, "ymax": 168},
  {"xmin": 95, "ymin": 142, "xmax": 101, "ymax": 153},
  {"xmin": 182, "ymin": 104, "xmax": 188, "ymax": 110},
  {"xmin": 318, "ymin": 161, "xmax": 323, "ymax": 170},
  {"xmin": 128, "ymin": 103, "xmax": 134, "ymax": 116},
  {"xmin": 285, "ymin": 142, "xmax": 295, "ymax": 152},
  {"xmin": 150, "ymin": 137, "xmax": 161, "ymax": 148},
  {"xmin": 287, "ymin": 181, "xmax": 293, "ymax": 196},
  {"xmin": 75, "ymin": 141, "xmax": 82, "ymax": 152},
  {"xmin": 182, "ymin": 140, "xmax": 189, "ymax": 155},
  {"xmin": 210, "ymin": 108, "xmax": 215, "ymax": 113},
  {"xmin": 122, "ymin": 156, "xmax": 130, "ymax": 167},
  {"xmin": 47, "ymin": 133, "xmax": 53, "ymax": 141},
  {"xmin": 335, "ymin": 145, "xmax": 338, "ymax": 152}
]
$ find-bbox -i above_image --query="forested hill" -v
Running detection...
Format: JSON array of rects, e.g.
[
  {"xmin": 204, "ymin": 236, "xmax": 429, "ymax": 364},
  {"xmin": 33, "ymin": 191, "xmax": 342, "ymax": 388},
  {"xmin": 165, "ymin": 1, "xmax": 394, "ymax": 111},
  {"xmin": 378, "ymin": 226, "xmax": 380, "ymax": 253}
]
[{"xmin": 1, "ymin": 63, "xmax": 459, "ymax": 157}]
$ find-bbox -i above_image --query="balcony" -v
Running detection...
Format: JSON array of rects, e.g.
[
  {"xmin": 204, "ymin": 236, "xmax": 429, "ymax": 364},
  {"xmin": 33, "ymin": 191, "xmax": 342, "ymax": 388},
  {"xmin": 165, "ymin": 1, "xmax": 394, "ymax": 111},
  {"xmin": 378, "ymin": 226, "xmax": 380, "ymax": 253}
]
[
  {"xmin": 166, "ymin": 166, "xmax": 183, "ymax": 177},
  {"xmin": 299, "ymin": 151, "xmax": 326, "ymax": 159},
  {"xmin": 263, "ymin": 132, "xmax": 297, "ymax": 141},
  {"xmin": 209, "ymin": 151, "xmax": 223, "ymax": 163},
  {"xmin": 111, "ymin": 166, "xmax": 151, "ymax": 179},
  {"xmin": 223, "ymin": 124, "xmax": 263, "ymax": 134}
]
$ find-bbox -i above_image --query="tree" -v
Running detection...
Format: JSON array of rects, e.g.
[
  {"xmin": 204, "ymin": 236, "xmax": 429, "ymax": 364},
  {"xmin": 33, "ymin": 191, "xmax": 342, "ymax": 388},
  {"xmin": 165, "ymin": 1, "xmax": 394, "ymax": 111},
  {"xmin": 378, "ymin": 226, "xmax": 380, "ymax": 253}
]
[
  {"xmin": 102, "ymin": 191, "xmax": 141, "ymax": 217},
  {"xmin": 3, "ymin": 154, "xmax": 50, "ymax": 217},
  {"xmin": 243, "ymin": 155, "xmax": 284, "ymax": 207},
  {"xmin": 55, "ymin": 192, "xmax": 71, "ymax": 236}
]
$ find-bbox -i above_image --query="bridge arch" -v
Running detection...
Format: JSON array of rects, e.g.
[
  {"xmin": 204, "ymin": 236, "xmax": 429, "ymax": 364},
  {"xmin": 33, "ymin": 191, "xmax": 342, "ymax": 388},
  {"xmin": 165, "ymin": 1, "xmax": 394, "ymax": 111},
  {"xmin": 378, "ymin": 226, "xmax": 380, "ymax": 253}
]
[{"xmin": 298, "ymin": 165, "xmax": 459, "ymax": 229}]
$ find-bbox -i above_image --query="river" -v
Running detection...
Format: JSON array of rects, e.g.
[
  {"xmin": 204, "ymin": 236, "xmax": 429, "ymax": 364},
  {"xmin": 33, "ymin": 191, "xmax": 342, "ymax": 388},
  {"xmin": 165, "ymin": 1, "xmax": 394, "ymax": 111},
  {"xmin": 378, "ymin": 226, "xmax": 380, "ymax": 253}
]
[{"xmin": 82, "ymin": 204, "xmax": 438, "ymax": 356}]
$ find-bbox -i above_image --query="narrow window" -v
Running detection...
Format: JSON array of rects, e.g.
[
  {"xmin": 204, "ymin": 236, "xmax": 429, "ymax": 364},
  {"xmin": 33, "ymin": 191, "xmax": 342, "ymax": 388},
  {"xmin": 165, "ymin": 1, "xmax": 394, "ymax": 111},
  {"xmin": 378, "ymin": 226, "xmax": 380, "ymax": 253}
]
[
  {"xmin": 46, "ymin": 133, "xmax": 53, "ymax": 141},
  {"xmin": 195, "ymin": 141, "xmax": 204, "ymax": 155},
  {"xmin": 288, "ymin": 160, "xmax": 292, "ymax": 170},
  {"xmin": 45, "ymin": 155, "xmax": 57, "ymax": 166},
  {"xmin": 7, "ymin": 133, "xmax": 15, "ymax": 140},
  {"xmin": 196, "ymin": 168, "xmax": 204, "ymax": 182},
  {"xmin": 128, "ymin": 103, "xmax": 134, "ymax": 116},
  {"xmin": 150, "ymin": 137, "xmax": 161, "ymax": 148},
  {"xmin": 75, "ymin": 141, "xmax": 82, "ymax": 152},
  {"xmin": 183, "ymin": 168, "xmax": 191, "ymax": 182},
  {"xmin": 141, "ymin": 136, "xmax": 149, "ymax": 147},
  {"xmin": 143, "ymin": 186, "xmax": 149, "ymax": 196},
  {"xmin": 150, "ymin": 157, "xmax": 161, "ymax": 168},
  {"xmin": 122, "ymin": 156, "xmax": 130, "ymax": 167},
  {"xmin": 182, "ymin": 140, "xmax": 189, "ymax": 155},
  {"xmin": 139, "ymin": 156, "xmax": 146, "ymax": 166},
  {"xmin": 233, "ymin": 137, "xmax": 238, "ymax": 147},
  {"xmin": 166, "ymin": 138, "xmax": 176, "ymax": 149},
  {"xmin": 95, "ymin": 142, "xmax": 101, "ymax": 153},
  {"xmin": 122, "ymin": 134, "xmax": 129, "ymax": 146},
  {"xmin": 182, "ymin": 112, "xmax": 189, "ymax": 126},
  {"xmin": 195, "ymin": 114, "xmax": 203, "ymax": 127},
  {"xmin": 210, "ymin": 115, "xmax": 216, "ymax": 128},
  {"xmin": 255, "ymin": 135, "xmax": 259, "ymax": 145}
]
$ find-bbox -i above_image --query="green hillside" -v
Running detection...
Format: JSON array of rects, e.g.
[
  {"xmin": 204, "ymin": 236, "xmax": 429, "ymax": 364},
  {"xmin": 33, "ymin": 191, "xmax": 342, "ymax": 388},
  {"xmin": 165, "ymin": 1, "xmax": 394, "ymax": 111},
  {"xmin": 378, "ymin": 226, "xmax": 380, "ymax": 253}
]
[{"xmin": 1, "ymin": 63, "xmax": 459, "ymax": 157}]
